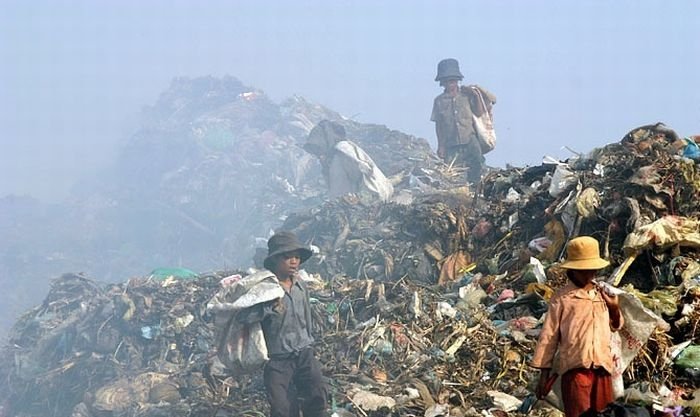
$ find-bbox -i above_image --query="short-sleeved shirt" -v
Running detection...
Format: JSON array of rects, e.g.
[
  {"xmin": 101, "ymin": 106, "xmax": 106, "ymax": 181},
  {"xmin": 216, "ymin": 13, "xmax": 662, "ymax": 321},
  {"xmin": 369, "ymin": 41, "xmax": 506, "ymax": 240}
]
[
  {"xmin": 239, "ymin": 277, "xmax": 315, "ymax": 357},
  {"xmin": 431, "ymin": 91, "xmax": 477, "ymax": 147},
  {"xmin": 530, "ymin": 282, "xmax": 624, "ymax": 375},
  {"xmin": 431, "ymin": 86, "xmax": 496, "ymax": 149}
]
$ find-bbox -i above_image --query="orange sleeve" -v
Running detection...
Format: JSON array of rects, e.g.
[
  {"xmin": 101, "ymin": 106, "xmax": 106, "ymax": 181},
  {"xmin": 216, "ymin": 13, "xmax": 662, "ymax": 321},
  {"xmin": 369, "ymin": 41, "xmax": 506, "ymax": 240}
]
[{"xmin": 531, "ymin": 295, "xmax": 561, "ymax": 369}]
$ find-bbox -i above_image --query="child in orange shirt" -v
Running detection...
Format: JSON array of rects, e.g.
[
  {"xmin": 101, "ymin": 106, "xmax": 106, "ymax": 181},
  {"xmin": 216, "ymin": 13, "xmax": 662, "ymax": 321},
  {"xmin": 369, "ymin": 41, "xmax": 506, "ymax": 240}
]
[{"xmin": 531, "ymin": 236, "xmax": 623, "ymax": 417}]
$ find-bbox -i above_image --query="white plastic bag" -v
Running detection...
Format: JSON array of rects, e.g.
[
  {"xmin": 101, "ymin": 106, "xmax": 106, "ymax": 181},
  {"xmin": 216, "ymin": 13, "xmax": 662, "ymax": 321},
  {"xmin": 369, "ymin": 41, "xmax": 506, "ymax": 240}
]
[
  {"xmin": 217, "ymin": 316, "xmax": 269, "ymax": 374},
  {"xmin": 548, "ymin": 164, "xmax": 578, "ymax": 197},
  {"xmin": 332, "ymin": 140, "xmax": 393, "ymax": 201},
  {"xmin": 470, "ymin": 87, "xmax": 496, "ymax": 154},
  {"xmin": 600, "ymin": 283, "xmax": 669, "ymax": 398},
  {"xmin": 207, "ymin": 270, "xmax": 285, "ymax": 374},
  {"xmin": 206, "ymin": 270, "xmax": 284, "ymax": 312}
]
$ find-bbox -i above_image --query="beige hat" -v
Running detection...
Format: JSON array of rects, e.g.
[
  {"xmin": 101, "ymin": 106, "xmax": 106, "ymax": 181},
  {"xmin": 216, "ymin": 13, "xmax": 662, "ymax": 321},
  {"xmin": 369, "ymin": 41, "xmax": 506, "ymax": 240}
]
[{"xmin": 560, "ymin": 236, "xmax": 610, "ymax": 270}]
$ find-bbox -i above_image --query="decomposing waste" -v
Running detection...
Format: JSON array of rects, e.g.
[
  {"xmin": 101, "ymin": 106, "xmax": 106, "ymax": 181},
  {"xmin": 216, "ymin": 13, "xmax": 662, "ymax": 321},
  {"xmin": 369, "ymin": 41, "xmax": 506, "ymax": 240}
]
[{"xmin": 1, "ymin": 79, "xmax": 700, "ymax": 417}]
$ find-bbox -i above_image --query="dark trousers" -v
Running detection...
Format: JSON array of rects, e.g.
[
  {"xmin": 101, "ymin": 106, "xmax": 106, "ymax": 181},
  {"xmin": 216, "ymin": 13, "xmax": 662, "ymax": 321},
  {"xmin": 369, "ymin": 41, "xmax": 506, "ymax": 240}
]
[
  {"xmin": 445, "ymin": 141, "xmax": 484, "ymax": 184},
  {"xmin": 264, "ymin": 348, "xmax": 327, "ymax": 417}
]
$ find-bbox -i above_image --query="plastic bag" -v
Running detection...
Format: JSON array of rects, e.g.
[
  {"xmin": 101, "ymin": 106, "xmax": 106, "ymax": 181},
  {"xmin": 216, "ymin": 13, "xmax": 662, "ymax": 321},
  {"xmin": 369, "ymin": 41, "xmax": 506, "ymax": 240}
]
[
  {"xmin": 548, "ymin": 164, "xmax": 578, "ymax": 197},
  {"xmin": 333, "ymin": 140, "xmax": 393, "ymax": 202},
  {"xmin": 217, "ymin": 317, "xmax": 269, "ymax": 374},
  {"xmin": 528, "ymin": 237, "xmax": 552, "ymax": 254},
  {"xmin": 207, "ymin": 270, "xmax": 285, "ymax": 374},
  {"xmin": 595, "ymin": 402, "xmax": 651, "ymax": 417},
  {"xmin": 576, "ymin": 187, "xmax": 601, "ymax": 218},
  {"xmin": 470, "ymin": 87, "xmax": 496, "ymax": 154},
  {"xmin": 674, "ymin": 345, "xmax": 700, "ymax": 369},
  {"xmin": 682, "ymin": 137, "xmax": 700, "ymax": 161},
  {"xmin": 623, "ymin": 216, "xmax": 700, "ymax": 255},
  {"xmin": 607, "ymin": 284, "xmax": 669, "ymax": 398},
  {"xmin": 207, "ymin": 270, "xmax": 284, "ymax": 312}
]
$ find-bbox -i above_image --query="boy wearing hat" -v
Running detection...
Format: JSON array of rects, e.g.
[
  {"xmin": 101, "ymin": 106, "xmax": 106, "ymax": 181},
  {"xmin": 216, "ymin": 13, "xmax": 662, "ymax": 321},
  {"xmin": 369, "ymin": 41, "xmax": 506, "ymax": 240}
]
[
  {"xmin": 531, "ymin": 236, "xmax": 623, "ymax": 417},
  {"xmin": 431, "ymin": 58, "xmax": 496, "ymax": 184},
  {"xmin": 239, "ymin": 232, "xmax": 327, "ymax": 417}
]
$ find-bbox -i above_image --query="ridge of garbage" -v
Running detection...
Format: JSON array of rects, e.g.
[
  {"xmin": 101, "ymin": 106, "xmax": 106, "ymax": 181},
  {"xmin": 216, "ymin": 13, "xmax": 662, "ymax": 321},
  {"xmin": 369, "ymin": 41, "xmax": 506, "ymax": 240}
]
[{"xmin": 1, "ymin": 77, "xmax": 700, "ymax": 416}]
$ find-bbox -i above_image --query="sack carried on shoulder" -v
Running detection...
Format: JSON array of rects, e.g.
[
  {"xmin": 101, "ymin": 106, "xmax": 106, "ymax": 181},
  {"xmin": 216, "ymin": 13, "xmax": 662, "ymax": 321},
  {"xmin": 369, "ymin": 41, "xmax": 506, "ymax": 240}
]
[
  {"xmin": 206, "ymin": 271, "xmax": 284, "ymax": 374},
  {"xmin": 217, "ymin": 313, "xmax": 269, "ymax": 374},
  {"xmin": 470, "ymin": 87, "xmax": 496, "ymax": 154}
]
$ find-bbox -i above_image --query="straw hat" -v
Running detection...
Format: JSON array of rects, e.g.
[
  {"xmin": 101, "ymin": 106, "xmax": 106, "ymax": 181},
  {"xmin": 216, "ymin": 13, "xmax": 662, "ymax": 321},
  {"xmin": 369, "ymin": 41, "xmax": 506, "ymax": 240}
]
[{"xmin": 560, "ymin": 236, "xmax": 610, "ymax": 270}]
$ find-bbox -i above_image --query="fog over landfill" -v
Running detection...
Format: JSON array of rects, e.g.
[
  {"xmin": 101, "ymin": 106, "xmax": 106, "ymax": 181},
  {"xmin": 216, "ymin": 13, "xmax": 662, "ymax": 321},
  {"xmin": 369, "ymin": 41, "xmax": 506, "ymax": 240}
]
[
  {"xmin": 1, "ymin": 0, "xmax": 699, "ymax": 331},
  {"xmin": 2, "ymin": 2, "xmax": 700, "ymax": 416},
  {"xmin": 2, "ymin": 1, "xmax": 699, "ymax": 202},
  {"xmin": 1, "ymin": 1, "xmax": 699, "ymax": 314}
]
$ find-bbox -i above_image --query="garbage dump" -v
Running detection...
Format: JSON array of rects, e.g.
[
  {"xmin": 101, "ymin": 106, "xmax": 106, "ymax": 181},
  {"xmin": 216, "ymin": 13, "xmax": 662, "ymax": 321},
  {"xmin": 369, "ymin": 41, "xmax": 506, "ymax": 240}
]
[
  {"xmin": 1, "ymin": 120, "xmax": 699, "ymax": 417},
  {"xmin": 0, "ymin": 75, "xmax": 445, "ymax": 334},
  {"xmin": 2, "ymin": 68, "xmax": 700, "ymax": 417},
  {"xmin": 84, "ymin": 75, "xmax": 443, "ymax": 274}
]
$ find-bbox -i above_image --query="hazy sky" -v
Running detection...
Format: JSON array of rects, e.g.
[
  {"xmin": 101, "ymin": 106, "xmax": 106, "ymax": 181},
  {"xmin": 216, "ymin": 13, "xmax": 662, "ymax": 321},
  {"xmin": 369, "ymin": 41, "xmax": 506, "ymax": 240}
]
[{"xmin": 2, "ymin": 0, "xmax": 698, "ymax": 201}]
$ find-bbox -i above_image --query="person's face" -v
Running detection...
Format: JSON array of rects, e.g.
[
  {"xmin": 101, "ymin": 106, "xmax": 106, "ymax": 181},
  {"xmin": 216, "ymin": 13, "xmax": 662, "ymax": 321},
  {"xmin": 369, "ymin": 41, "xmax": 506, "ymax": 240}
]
[
  {"xmin": 444, "ymin": 79, "xmax": 459, "ymax": 95},
  {"xmin": 272, "ymin": 250, "xmax": 302, "ymax": 280},
  {"xmin": 567, "ymin": 269, "xmax": 597, "ymax": 288}
]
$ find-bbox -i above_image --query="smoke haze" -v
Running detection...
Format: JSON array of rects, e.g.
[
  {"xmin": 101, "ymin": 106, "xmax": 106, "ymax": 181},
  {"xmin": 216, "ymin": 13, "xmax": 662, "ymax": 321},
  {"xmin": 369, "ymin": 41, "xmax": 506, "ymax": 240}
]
[{"xmin": 2, "ymin": 0, "xmax": 698, "ymax": 201}]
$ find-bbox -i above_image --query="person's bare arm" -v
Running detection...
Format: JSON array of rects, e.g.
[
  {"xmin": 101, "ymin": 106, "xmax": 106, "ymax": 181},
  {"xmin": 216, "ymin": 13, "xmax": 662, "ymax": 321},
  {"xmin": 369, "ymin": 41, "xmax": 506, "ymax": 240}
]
[{"xmin": 435, "ymin": 123, "xmax": 445, "ymax": 159}]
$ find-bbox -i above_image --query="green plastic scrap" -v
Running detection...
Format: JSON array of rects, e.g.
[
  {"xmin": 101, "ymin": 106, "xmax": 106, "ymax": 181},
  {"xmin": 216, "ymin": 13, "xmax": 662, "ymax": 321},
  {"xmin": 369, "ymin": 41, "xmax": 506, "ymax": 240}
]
[
  {"xmin": 201, "ymin": 125, "xmax": 236, "ymax": 150},
  {"xmin": 621, "ymin": 284, "xmax": 679, "ymax": 317},
  {"xmin": 325, "ymin": 302, "xmax": 338, "ymax": 314},
  {"xmin": 149, "ymin": 267, "xmax": 198, "ymax": 280},
  {"xmin": 675, "ymin": 345, "xmax": 700, "ymax": 369}
]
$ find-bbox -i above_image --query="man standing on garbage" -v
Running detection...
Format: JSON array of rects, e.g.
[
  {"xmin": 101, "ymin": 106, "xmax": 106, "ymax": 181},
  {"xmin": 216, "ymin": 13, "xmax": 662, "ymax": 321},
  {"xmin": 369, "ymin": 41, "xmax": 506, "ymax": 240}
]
[
  {"xmin": 238, "ymin": 232, "xmax": 327, "ymax": 417},
  {"xmin": 431, "ymin": 58, "xmax": 496, "ymax": 185},
  {"xmin": 531, "ymin": 236, "xmax": 623, "ymax": 417}
]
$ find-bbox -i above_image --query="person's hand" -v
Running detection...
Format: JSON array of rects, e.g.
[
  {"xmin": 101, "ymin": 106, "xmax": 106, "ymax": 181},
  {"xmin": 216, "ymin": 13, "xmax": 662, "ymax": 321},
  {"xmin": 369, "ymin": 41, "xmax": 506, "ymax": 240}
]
[
  {"xmin": 597, "ymin": 283, "xmax": 620, "ymax": 311},
  {"xmin": 601, "ymin": 290, "xmax": 620, "ymax": 310},
  {"xmin": 535, "ymin": 369, "xmax": 552, "ymax": 399},
  {"xmin": 271, "ymin": 298, "xmax": 286, "ymax": 314},
  {"xmin": 597, "ymin": 282, "xmax": 622, "ymax": 328},
  {"xmin": 460, "ymin": 85, "xmax": 476, "ymax": 95}
]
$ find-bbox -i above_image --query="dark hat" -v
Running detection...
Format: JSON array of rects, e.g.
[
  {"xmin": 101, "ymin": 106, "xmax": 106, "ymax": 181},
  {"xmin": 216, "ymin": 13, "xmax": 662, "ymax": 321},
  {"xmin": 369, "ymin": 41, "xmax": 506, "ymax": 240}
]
[
  {"xmin": 435, "ymin": 58, "xmax": 464, "ymax": 82},
  {"xmin": 263, "ymin": 232, "xmax": 313, "ymax": 271},
  {"xmin": 304, "ymin": 120, "xmax": 347, "ymax": 156}
]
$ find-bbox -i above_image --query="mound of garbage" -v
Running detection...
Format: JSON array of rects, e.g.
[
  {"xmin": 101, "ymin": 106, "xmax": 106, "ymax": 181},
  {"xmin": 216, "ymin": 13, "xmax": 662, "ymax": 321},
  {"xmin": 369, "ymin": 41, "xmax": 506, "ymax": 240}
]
[
  {"xmin": 0, "ymin": 75, "xmax": 448, "ymax": 333},
  {"xmin": 60, "ymin": 75, "xmax": 445, "ymax": 275},
  {"xmin": 1, "ymin": 119, "xmax": 700, "ymax": 417}
]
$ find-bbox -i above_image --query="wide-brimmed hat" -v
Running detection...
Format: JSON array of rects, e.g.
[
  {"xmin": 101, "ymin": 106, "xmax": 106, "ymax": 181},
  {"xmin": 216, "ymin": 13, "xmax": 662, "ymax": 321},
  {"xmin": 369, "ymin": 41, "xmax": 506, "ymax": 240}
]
[
  {"xmin": 560, "ymin": 236, "xmax": 610, "ymax": 270},
  {"xmin": 263, "ymin": 232, "xmax": 313, "ymax": 271},
  {"xmin": 435, "ymin": 58, "xmax": 464, "ymax": 82}
]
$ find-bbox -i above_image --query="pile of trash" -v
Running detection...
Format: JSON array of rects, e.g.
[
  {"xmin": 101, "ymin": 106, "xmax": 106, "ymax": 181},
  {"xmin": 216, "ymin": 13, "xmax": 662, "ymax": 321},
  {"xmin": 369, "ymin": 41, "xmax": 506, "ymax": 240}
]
[
  {"xmin": 1, "ymin": 72, "xmax": 700, "ymax": 416},
  {"xmin": 0, "ymin": 75, "xmax": 453, "ymax": 333},
  {"xmin": 286, "ymin": 123, "xmax": 700, "ymax": 288},
  {"xmin": 0, "ymin": 273, "xmax": 232, "ymax": 416},
  {"xmin": 77, "ymin": 75, "xmax": 450, "ymax": 274},
  {"xmin": 0, "ymin": 269, "xmax": 550, "ymax": 416},
  {"xmin": 292, "ymin": 123, "xmax": 700, "ymax": 413},
  {"xmin": 1, "ymin": 124, "xmax": 699, "ymax": 416}
]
